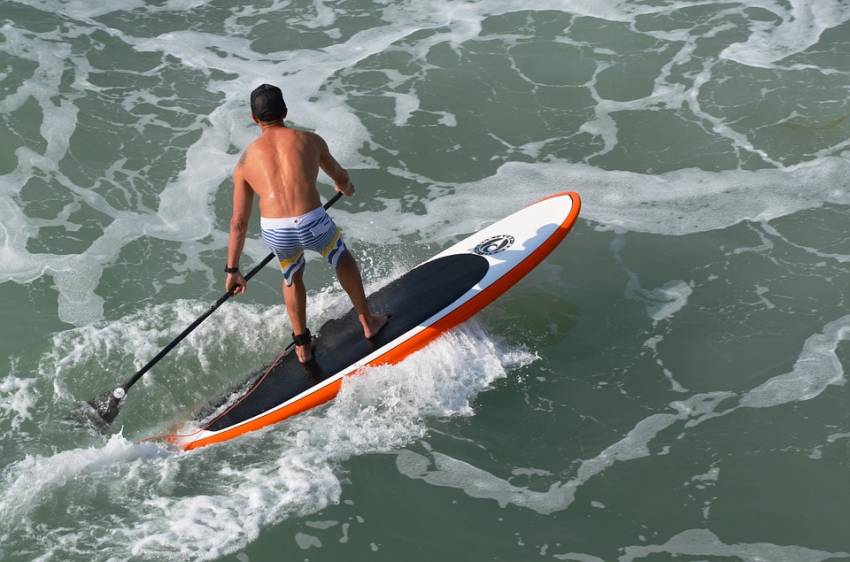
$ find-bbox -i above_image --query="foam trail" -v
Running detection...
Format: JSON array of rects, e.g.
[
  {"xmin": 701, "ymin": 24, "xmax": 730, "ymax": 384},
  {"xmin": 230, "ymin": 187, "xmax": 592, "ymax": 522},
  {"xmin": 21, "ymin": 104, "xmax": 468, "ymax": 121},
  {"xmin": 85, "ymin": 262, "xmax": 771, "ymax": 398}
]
[
  {"xmin": 2, "ymin": 319, "xmax": 530, "ymax": 561},
  {"xmin": 619, "ymin": 529, "xmax": 849, "ymax": 562},
  {"xmin": 392, "ymin": 314, "xmax": 850, "ymax": 516},
  {"xmin": 124, "ymin": 324, "xmax": 531, "ymax": 560},
  {"xmin": 3, "ymin": 0, "xmax": 850, "ymax": 328},
  {"xmin": 0, "ymin": 374, "xmax": 38, "ymax": 431},
  {"xmin": 588, "ymin": 316, "xmax": 850, "ymax": 499},
  {"xmin": 336, "ymin": 157, "xmax": 850, "ymax": 244},
  {"xmin": 644, "ymin": 281, "xmax": 693, "ymax": 323},
  {"xmin": 570, "ymin": 316, "xmax": 850, "ymax": 511},
  {"xmin": 0, "ymin": 1, "xmax": 848, "ymax": 559},
  {"xmin": 0, "ymin": 434, "xmax": 165, "ymax": 522},
  {"xmin": 740, "ymin": 315, "xmax": 850, "ymax": 408},
  {"xmin": 0, "ymin": 23, "xmax": 152, "ymax": 324},
  {"xmin": 396, "ymin": 449, "xmax": 568, "ymax": 513},
  {"xmin": 554, "ymin": 553, "xmax": 605, "ymax": 562},
  {"xmin": 395, "ymin": 392, "xmax": 733, "ymax": 515},
  {"xmin": 720, "ymin": 0, "xmax": 850, "ymax": 68},
  {"xmin": 18, "ymin": 0, "xmax": 147, "ymax": 18}
]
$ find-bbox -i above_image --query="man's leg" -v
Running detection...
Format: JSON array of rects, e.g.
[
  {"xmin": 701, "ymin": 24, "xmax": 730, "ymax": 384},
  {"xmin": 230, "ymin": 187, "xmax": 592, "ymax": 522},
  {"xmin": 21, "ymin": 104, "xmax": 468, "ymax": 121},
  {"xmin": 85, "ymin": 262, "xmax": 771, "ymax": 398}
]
[
  {"xmin": 282, "ymin": 266, "xmax": 312, "ymax": 363},
  {"xmin": 334, "ymin": 251, "xmax": 388, "ymax": 338}
]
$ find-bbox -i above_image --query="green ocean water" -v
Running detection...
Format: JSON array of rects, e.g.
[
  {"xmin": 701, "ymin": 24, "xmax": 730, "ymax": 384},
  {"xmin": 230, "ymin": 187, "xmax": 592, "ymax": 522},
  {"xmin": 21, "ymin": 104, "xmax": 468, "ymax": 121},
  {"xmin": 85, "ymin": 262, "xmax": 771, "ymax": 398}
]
[{"xmin": 2, "ymin": 1, "xmax": 850, "ymax": 560}]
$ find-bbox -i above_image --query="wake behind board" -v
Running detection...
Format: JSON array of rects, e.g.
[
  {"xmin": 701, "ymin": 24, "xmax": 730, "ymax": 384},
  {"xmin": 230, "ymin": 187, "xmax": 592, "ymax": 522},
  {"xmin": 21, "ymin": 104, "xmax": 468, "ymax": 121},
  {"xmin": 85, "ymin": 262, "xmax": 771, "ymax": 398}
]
[{"xmin": 165, "ymin": 191, "xmax": 581, "ymax": 451}]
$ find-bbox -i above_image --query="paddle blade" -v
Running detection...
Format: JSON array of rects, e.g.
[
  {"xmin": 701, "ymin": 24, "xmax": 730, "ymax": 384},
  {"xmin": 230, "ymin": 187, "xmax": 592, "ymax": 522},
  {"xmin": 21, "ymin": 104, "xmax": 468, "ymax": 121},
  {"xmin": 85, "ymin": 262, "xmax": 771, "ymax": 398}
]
[{"xmin": 80, "ymin": 387, "xmax": 126, "ymax": 427}]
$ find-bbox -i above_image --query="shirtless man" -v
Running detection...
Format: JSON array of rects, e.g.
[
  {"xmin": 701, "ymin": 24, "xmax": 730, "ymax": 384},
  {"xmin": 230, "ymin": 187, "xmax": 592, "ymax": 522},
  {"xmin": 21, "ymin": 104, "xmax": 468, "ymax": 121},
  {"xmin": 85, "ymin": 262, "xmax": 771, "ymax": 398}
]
[{"xmin": 225, "ymin": 83, "xmax": 387, "ymax": 363}]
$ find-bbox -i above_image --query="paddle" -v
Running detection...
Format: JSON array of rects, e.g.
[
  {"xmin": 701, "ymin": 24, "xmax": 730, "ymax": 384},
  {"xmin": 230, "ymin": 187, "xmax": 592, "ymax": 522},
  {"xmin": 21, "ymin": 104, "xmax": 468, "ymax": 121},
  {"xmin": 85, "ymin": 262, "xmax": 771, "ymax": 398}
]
[{"xmin": 81, "ymin": 192, "xmax": 344, "ymax": 426}]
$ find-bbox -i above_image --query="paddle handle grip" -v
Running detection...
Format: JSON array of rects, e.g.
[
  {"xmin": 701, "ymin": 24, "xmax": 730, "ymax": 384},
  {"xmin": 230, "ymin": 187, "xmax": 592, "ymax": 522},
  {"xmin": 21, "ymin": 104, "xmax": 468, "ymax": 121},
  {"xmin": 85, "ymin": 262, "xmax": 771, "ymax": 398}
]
[{"xmin": 121, "ymin": 191, "xmax": 344, "ymax": 391}]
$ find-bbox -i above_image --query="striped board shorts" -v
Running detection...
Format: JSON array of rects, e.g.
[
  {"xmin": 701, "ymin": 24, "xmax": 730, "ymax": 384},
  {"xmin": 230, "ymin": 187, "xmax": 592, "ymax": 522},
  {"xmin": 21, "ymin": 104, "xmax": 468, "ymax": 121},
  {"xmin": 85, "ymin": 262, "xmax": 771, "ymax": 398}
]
[{"xmin": 260, "ymin": 206, "xmax": 347, "ymax": 286}]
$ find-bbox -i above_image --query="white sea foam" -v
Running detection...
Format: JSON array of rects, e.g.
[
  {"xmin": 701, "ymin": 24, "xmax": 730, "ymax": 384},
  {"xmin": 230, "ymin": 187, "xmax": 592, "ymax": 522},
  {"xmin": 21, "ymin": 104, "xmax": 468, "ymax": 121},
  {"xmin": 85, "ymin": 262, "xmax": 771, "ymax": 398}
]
[
  {"xmin": 622, "ymin": 272, "xmax": 693, "ymax": 326},
  {"xmin": 554, "ymin": 553, "xmax": 605, "ymax": 562},
  {"xmin": 643, "ymin": 336, "xmax": 689, "ymax": 393},
  {"xmin": 398, "ymin": 310, "xmax": 850, "ymax": 518},
  {"xmin": 2, "ymin": 2, "xmax": 850, "ymax": 556},
  {"xmin": 761, "ymin": 222, "xmax": 850, "ymax": 264},
  {"xmin": 740, "ymin": 315, "xmax": 850, "ymax": 408},
  {"xmin": 690, "ymin": 466, "xmax": 720, "ymax": 484},
  {"xmin": 386, "ymin": 307, "xmax": 850, "ymax": 520},
  {"xmin": 611, "ymin": 234, "xmax": 693, "ymax": 330},
  {"xmin": 0, "ymin": 373, "xmax": 38, "ymax": 431},
  {"xmin": 427, "ymin": 158, "xmax": 850, "ymax": 240},
  {"xmin": 1, "ymin": 0, "xmax": 847, "ymax": 328},
  {"xmin": 36, "ymin": 264, "xmax": 405, "ymax": 397},
  {"xmin": 620, "ymin": 528, "xmax": 849, "ymax": 562},
  {"xmin": 393, "ymin": 316, "xmax": 850, "ymax": 517},
  {"xmin": 0, "ymin": 22, "xmax": 152, "ymax": 324},
  {"xmin": 36, "ymin": 284, "xmax": 375, "ymax": 425},
  {"xmin": 294, "ymin": 532, "xmax": 322, "ymax": 549},
  {"xmin": 122, "ymin": 323, "xmax": 529, "ymax": 560},
  {"xmin": 720, "ymin": 0, "xmax": 850, "ymax": 68},
  {"xmin": 396, "ymin": 449, "xmax": 566, "ymax": 513},
  {"xmin": 16, "ymin": 0, "xmax": 147, "ymax": 19},
  {"xmin": 0, "ymin": 433, "xmax": 165, "ymax": 523},
  {"xmin": 40, "ymin": 300, "xmax": 283, "ymax": 388},
  {"xmin": 577, "ymin": 316, "xmax": 850, "ymax": 510},
  {"xmin": 645, "ymin": 281, "xmax": 693, "ymax": 323},
  {"xmin": 677, "ymin": 315, "xmax": 850, "ymax": 428},
  {"xmin": 397, "ymin": 391, "xmax": 733, "ymax": 515},
  {"xmin": 391, "ymin": 92, "xmax": 420, "ymax": 127},
  {"xmin": 1, "ymin": 319, "xmax": 529, "ymax": 560},
  {"xmin": 327, "ymin": 153, "xmax": 850, "ymax": 250}
]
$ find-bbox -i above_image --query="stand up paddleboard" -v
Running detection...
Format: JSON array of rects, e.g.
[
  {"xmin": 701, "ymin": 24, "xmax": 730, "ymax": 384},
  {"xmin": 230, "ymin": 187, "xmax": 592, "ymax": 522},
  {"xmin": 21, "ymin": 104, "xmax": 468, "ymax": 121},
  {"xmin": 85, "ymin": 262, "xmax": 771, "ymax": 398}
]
[{"xmin": 165, "ymin": 191, "xmax": 580, "ymax": 450}]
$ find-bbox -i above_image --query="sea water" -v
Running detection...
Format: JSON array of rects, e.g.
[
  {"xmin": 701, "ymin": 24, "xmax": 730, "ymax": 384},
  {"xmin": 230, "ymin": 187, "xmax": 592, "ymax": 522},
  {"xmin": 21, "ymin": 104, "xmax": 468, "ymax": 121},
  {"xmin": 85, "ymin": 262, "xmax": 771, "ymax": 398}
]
[{"xmin": 1, "ymin": 1, "xmax": 849, "ymax": 560}]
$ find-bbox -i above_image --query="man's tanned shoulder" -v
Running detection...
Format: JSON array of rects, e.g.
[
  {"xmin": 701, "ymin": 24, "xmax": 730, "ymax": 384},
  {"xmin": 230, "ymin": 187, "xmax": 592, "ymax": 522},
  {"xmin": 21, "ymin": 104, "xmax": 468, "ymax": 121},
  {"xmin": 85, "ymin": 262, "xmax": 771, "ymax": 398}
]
[
  {"xmin": 235, "ymin": 140, "xmax": 259, "ymax": 171},
  {"xmin": 302, "ymin": 131, "xmax": 330, "ymax": 156}
]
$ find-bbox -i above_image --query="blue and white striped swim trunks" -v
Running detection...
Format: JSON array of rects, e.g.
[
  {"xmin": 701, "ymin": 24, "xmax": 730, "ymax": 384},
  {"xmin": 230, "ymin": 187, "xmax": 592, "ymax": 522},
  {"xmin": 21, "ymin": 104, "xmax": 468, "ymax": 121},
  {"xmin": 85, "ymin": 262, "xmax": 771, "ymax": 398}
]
[{"xmin": 260, "ymin": 206, "xmax": 347, "ymax": 286}]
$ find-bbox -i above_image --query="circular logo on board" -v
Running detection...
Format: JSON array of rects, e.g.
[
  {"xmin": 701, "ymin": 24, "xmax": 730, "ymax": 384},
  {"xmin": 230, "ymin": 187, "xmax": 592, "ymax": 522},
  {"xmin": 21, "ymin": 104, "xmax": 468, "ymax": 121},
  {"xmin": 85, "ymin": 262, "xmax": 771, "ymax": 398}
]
[{"xmin": 473, "ymin": 235, "xmax": 515, "ymax": 255}]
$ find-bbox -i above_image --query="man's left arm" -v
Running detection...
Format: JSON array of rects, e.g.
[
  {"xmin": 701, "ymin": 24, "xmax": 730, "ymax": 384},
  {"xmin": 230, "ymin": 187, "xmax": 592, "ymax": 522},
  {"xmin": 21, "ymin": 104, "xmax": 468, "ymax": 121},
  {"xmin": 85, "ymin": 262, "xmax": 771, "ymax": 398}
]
[
  {"xmin": 315, "ymin": 134, "xmax": 355, "ymax": 196},
  {"xmin": 225, "ymin": 160, "xmax": 254, "ymax": 294}
]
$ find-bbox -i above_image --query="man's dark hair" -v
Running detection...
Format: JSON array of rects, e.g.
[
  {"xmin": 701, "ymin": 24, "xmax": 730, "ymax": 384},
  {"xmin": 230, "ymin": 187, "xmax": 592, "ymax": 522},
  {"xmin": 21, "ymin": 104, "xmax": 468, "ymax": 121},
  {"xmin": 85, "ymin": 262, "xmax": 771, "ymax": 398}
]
[{"xmin": 250, "ymin": 84, "xmax": 288, "ymax": 123}]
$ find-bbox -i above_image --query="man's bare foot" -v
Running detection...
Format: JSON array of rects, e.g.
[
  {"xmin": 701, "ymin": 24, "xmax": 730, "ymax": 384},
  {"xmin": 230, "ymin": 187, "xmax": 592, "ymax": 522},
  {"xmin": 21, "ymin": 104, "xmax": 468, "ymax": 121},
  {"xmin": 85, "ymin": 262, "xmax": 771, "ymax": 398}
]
[
  {"xmin": 359, "ymin": 313, "xmax": 389, "ymax": 339},
  {"xmin": 295, "ymin": 341, "xmax": 313, "ymax": 363}
]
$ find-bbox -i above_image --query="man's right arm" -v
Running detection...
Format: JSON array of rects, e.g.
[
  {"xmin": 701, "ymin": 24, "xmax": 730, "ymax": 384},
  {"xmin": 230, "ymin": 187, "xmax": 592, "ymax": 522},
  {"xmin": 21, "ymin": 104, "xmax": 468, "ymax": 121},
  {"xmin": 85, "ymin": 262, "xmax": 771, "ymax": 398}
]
[
  {"xmin": 225, "ymin": 157, "xmax": 254, "ymax": 294},
  {"xmin": 316, "ymin": 134, "xmax": 355, "ymax": 196}
]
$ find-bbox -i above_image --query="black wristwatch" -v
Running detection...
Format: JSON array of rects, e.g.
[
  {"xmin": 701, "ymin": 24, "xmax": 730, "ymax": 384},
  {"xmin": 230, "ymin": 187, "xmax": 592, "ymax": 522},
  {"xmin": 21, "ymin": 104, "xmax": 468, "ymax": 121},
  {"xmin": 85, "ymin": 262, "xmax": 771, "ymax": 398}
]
[{"xmin": 224, "ymin": 265, "xmax": 240, "ymax": 274}]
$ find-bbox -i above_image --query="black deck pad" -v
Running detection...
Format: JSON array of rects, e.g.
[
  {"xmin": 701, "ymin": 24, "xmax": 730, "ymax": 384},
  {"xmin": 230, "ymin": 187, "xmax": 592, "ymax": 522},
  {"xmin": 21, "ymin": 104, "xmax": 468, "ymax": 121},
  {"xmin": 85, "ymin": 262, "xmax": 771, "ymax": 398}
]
[{"xmin": 202, "ymin": 254, "xmax": 489, "ymax": 432}]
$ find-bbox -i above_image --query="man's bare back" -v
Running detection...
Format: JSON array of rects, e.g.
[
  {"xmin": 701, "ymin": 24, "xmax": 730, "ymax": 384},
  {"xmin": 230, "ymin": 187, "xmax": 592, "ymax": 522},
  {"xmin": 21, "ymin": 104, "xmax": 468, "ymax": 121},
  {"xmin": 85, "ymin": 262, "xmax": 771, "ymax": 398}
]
[
  {"xmin": 224, "ymin": 83, "xmax": 387, "ymax": 364},
  {"xmin": 238, "ymin": 126, "xmax": 353, "ymax": 219}
]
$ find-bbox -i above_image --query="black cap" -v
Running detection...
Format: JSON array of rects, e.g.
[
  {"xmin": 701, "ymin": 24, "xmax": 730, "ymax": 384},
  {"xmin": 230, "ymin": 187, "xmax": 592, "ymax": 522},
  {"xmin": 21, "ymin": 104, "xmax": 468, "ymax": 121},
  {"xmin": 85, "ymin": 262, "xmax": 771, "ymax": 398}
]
[{"xmin": 250, "ymin": 84, "xmax": 288, "ymax": 122}]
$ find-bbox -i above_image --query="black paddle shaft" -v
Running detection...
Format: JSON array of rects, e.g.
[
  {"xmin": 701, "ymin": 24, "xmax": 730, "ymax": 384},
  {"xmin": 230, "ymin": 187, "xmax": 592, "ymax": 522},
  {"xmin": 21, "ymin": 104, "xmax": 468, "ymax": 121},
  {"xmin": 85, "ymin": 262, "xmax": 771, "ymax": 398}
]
[
  {"xmin": 121, "ymin": 191, "xmax": 343, "ymax": 393},
  {"xmin": 79, "ymin": 192, "xmax": 346, "ymax": 426},
  {"xmin": 119, "ymin": 254, "xmax": 275, "ymax": 392}
]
